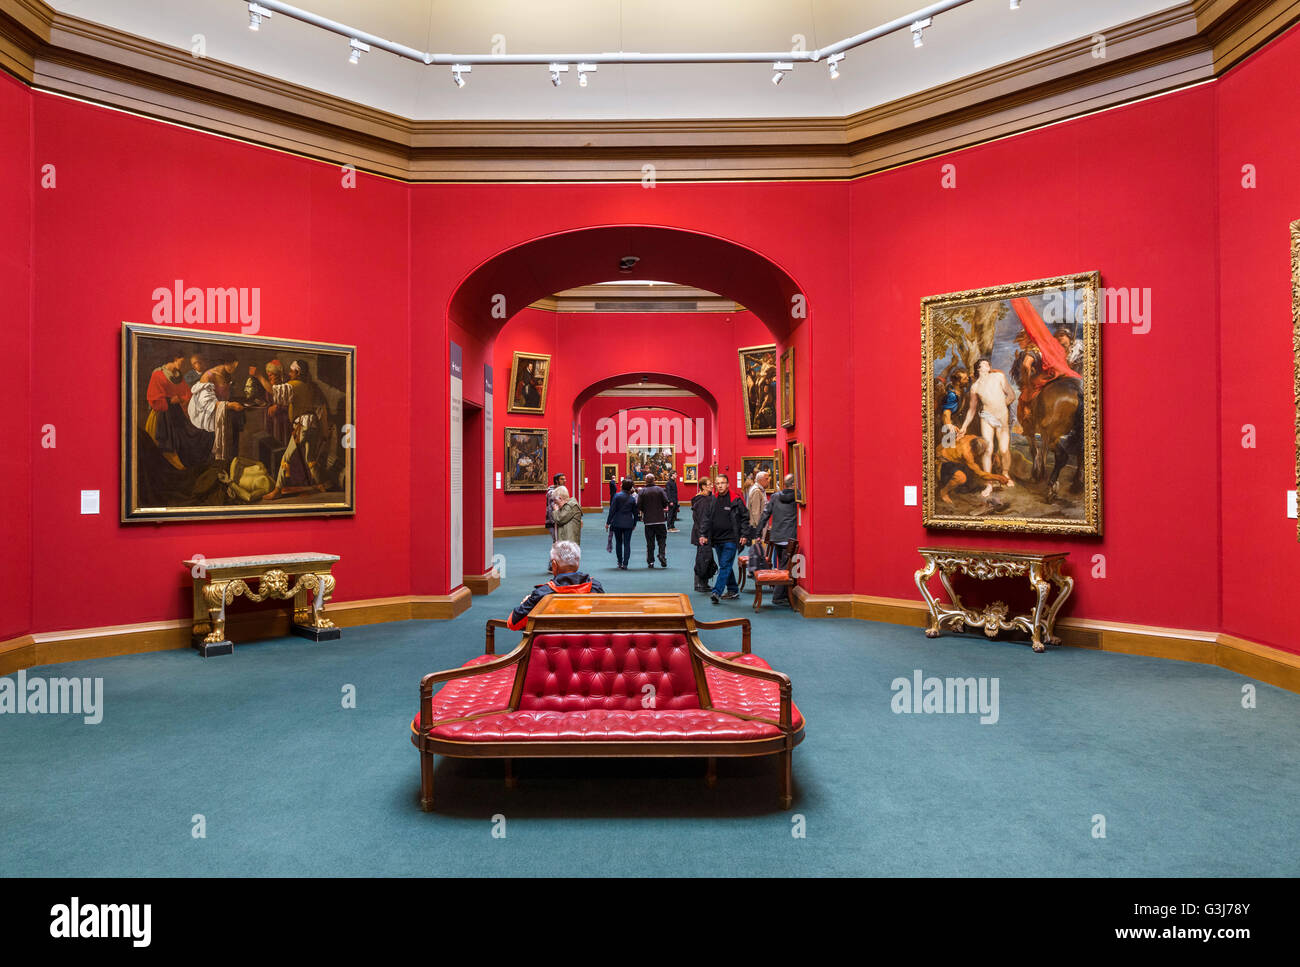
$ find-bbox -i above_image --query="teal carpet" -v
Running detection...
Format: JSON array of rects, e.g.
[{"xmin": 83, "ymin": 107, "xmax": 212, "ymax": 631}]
[{"xmin": 2, "ymin": 510, "xmax": 1297, "ymax": 877}]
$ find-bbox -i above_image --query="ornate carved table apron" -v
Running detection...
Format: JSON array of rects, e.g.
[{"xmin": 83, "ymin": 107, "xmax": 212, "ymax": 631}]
[
  {"xmin": 913, "ymin": 547, "xmax": 1073, "ymax": 653},
  {"xmin": 183, "ymin": 552, "xmax": 341, "ymax": 657}
]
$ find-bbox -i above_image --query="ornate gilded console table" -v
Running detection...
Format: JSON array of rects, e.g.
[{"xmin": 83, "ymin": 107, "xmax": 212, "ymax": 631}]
[
  {"xmin": 183, "ymin": 552, "xmax": 341, "ymax": 657},
  {"xmin": 913, "ymin": 547, "xmax": 1073, "ymax": 653}
]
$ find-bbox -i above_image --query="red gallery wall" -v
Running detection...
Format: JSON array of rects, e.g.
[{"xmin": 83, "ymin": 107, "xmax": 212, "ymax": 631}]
[
  {"xmin": 7, "ymin": 23, "xmax": 1300, "ymax": 653},
  {"xmin": 1217, "ymin": 26, "xmax": 1300, "ymax": 655},
  {"xmin": 849, "ymin": 81, "xmax": 1221, "ymax": 632},
  {"xmin": 0, "ymin": 71, "xmax": 32, "ymax": 641},
  {"xmin": 577, "ymin": 397, "xmax": 716, "ymax": 506},
  {"xmin": 26, "ymin": 91, "xmax": 413, "ymax": 634}
]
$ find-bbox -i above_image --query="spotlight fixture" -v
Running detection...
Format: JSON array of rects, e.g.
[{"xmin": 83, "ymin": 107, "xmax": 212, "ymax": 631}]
[
  {"xmin": 577, "ymin": 63, "xmax": 598, "ymax": 87},
  {"xmin": 618, "ymin": 255, "xmax": 640, "ymax": 273},
  {"xmin": 452, "ymin": 64, "xmax": 470, "ymax": 88},
  {"xmin": 247, "ymin": 2, "xmax": 272, "ymax": 31},
  {"xmin": 548, "ymin": 62, "xmax": 569, "ymax": 86},
  {"xmin": 827, "ymin": 53, "xmax": 844, "ymax": 79},
  {"xmin": 911, "ymin": 17, "xmax": 932, "ymax": 48},
  {"xmin": 348, "ymin": 37, "xmax": 369, "ymax": 64},
  {"xmin": 1010, "ymin": 0, "xmax": 1021, "ymax": 8},
  {"xmin": 771, "ymin": 61, "xmax": 793, "ymax": 85}
]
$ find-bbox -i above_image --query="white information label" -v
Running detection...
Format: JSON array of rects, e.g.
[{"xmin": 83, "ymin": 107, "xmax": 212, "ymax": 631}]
[
  {"xmin": 904, "ymin": 486, "xmax": 918, "ymax": 506},
  {"xmin": 1288, "ymin": 490, "xmax": 1297, "ymax": 519},
  {"xmin": 80, "ymin": 490, "xmax": 100, "ymax": 515}
]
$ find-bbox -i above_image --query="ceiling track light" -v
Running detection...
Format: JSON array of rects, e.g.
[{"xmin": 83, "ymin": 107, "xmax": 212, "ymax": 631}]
[
  {"xmin": 548, "ymin": 62, "xmax": 569, "ymax": 86},
  {"xmin": 771, "ymin": 61, "xmax": 793, "ymax": 85},
  {"xmin": 452, "ymin": 64, "xmax": 470, "ymax": 87},
  {"xmin": 827, "ymin": 53, "xmax": 844, "ymax": 79},
  {"xmin": 247, "ymin": 3, "xmax": 272, "ymax": 31},
  {"xmin": 1010, "ymin": 0, "xmax": 1022, "ymax": 8},
  {"xmin": 577, "ymin": 63, "xmax": 597, "ymax": 87},
  {"xmin": 911, "ymin": 17, "xmax": 932, "ymax": 48},
  {"xmin": 348, "ymin": 37, "xmax": 369, "ymax": 64}
]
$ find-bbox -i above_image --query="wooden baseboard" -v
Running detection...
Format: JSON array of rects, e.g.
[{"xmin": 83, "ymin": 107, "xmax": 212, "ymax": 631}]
[
  {"xmin": 0, "ymin": 588, "xmax": 474, "ymax": 675},
  {"xmin": 789, "ymin": 588, "xmax": 1300, "ymax": 693},
  {"xmin": 493, "ymin": 525, "xmax": 549, "ymax": 538},
  {"xmin": 463, "ymin": 571, "xmax": 501, "ymax": 596}
]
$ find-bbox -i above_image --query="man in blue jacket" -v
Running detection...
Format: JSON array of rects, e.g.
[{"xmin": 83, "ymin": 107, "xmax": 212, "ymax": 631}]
[{"xmin": 507, "ymin": 540, "xmax": 604, "ymax": 630}]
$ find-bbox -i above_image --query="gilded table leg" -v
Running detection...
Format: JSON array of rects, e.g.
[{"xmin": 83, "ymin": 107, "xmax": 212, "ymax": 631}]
[
  {"xmin": 1042, "ymin": 562, "xmax": 1074, "ymax": 646},
  {"xmin": 197, "ymin": 581, "xmax": 235, "ymax": 657},
  {"xmin": 1028, "ymin": 562, "xmax": 1050, "ymax": 653},
  {"xmin": 914, "ymin": 557, "xmax": 942, "ymax": 638},
  {"xmin": 290, "ymin": 572, "xmax": 341, "ymax": 642}
]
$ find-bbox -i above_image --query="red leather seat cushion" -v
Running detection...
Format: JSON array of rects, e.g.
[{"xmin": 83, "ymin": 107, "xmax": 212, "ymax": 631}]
[
  {"xmin": 518, "ymin": 632, "xmax": 700, "ymax": 711},
  {"xmin": 753, "ymin": 569, "xmax": 792, "ymax": 582},
  {"xmin": 413, "ymin": 654, "xmax": 515, "ymax": 731},
  {"xmin": 429, "ymin": 708, "xmax": 783, "ymax": 742}
]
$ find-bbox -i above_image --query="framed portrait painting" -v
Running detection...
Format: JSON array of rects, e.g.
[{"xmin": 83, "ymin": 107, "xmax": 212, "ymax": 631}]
[
  {"xmin": 738, "ymin": 344, "xmax": 778, "ymax": 436},
  {"xmin": 683, "ymin": 463, "xmax": 699, "ymax": 484},
  {"xmin": 507, "ymin": 351, "xmax": 550, "ymax": 415},
  {"xmin": 627, "ymin": 445, "xmax": 674, "ymax": 485},
  {"xmin": 121, "ymin": 322, "xmax": 355, "ymax": 522},
  {"xmin": 504, "ymin": 427, "xmax": 548, "ymax": 492},
  {"xmin": 921, "ymin": 271, "xmax": 1102, "ymax": 535},
  {"xmin": 792, "ymin": 442, "xmax": 807, "ymax": 506},
  {"xmin": 780, "ymin": 346, "xmax": 795, "ymax": 429},
  {"xmin": 602, "ymin": 463, "xmax": 619, "ymax": 483}
]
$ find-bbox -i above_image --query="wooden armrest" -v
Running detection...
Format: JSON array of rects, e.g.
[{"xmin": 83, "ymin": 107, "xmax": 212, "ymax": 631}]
[
  {"xmin": 419, "ymin": 641, "xmax": 528, "ymax": 731},
  {"xmin": 694, "ymin": 616, "xmax": 751, "ymax": 654},
  {"xmin": 692, "ymin": 646, "xmax": 794, "ymax": 731},
  {"xmin": 484, "ymin": 618, "xmax": 511, "ymax": 655}
]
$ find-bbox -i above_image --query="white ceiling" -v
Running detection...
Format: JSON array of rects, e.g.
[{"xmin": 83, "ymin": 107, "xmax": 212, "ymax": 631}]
[{"xmin": 50, "ymin": 0, "xmax": 1177, "ymax": 120}]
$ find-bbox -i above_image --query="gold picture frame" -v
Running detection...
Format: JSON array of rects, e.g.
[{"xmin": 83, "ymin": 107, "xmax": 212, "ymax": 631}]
[
  {"xmin": 683, "ymin": 463, "xmax": 699, "ymax": 484},
  {"xmin": 1292, "ymin": 220, "xmax": 1300, "ymax": 540},
  {"xmin": 627, "ymin": 445, "xmax": 674, "ymax": 485},
  {"xmin": 780, "ymin": 346, "xmax": 795, "ymax": 429},
  {"xmin": 790, "ymin": 441, "xmax": 807, "ymax": 506},
  {"xmin": 503, "ymin": 426, "xmax": 548, "ymax": 492},
  {"xmin": 741, "ymin": 455, "xmax": 779, "ymax": 493},
  {"xmin": 121, "ymin": 322, "xmax": 356, "ymax": 522},
  {"xmin": 738, "ymin": 343, "xmax": 778, "ymax": 436},
  {"xmin": 506, "ymin": 351, "xmax": 551, "ymax": 415},
  {"xmin": 921, "ymin": 271, "xmax": 1102, "ymax": 535}
]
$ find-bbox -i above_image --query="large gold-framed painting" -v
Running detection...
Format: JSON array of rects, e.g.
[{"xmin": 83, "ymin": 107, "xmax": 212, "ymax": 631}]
[
  {"xmin": 921, "ymin": 272, "xmax": 1102, "ymax": 535},
  {"xmin": 628, "ymin": 445, "xmax": 674, "ymax": 485},
  {"xmin": 504, "ymin": 427, "xmax": 548, "ymax": 492},
  {"xmin": 739, "ymin": 344, "xmax": 778, "ymax": 436},
  {"xmin": 121, "ymin": 322, "xmax": 355, "ymax": 522},
  {"xmin": 1293, "ymin": 219, "xmax": 1300, "ymax": 540},
  {"xmin": 507, "ymin": 351, "xmax": 551, "ymax": 414}
]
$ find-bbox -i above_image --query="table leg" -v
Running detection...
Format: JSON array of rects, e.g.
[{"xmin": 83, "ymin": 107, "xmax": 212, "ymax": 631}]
[
  {"xmin": 197, "ymin": 580, "xmax": 234, "ymax": 657},
  {"xmin": 1028, "ymin": 562, "xmax": 1051, "ymax": 653},
  {"xmin": 291, "ymin": 572, "xmax": 341, "ymax": 642},
  {"xmin": 1043, "ymin": 562, "xmax": 1075, "ymax": 645},
  {"xmin": 914, "ymin": 557, "xmax": 942, "ymax": 637}
]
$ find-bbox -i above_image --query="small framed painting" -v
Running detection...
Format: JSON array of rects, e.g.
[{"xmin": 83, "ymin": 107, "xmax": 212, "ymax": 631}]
[
  {"xmin": 627, "ymin": 445, "xmax": 674, "ymax": 485},
  {"xmin": 504, "ymin": 427, "xmax": 548, "ymax": 492},
  {"xmin": 683, "ymin": 463, "xmax": 699, "ymax": 484},
  {"xmin": 791, "ymin": 442, "xmax": 807, "ymax": 506},
  {"xmin": 602, "ymin": 463, "xmax": 619, "ymax": 483},
  {"xmin": 741, "ymin": 455, "xmax": 778, "ymax": 492},
  {"xmin": 780, "ymin": 346, "xmax": 795, "ymax": 429},
  {"xmin": 507, "ymin": 351, "xmax": 551, "ymax": 414}
]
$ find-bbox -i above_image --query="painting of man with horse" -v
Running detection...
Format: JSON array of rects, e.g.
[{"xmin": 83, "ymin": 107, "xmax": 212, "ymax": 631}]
[{"xmin": 921, "ymin": 272, "xmax": 1102, "ymax": 535}]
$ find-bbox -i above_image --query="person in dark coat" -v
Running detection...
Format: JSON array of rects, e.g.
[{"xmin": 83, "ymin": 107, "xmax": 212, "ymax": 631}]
[
  {"xmin": 697, "ymin": 474, "xmax": 752, "ymax": 604},
  {"xmin": 605, "ymin": 477, "xmax": 639, "ymax": 570},
  {"xmin": 638, "ymin": 475, "xmax": 670, "ymax": 568},
  {"xmin": 757, "ymin": 474, "xmax": 799, "ymax": 607},
  {"xmin": 689, "ymin": 480, "xmax": 717, "ymax": 592},
  {"xmin": 665, "ymin": 474, "xmax": 680, "ymax": 532}
]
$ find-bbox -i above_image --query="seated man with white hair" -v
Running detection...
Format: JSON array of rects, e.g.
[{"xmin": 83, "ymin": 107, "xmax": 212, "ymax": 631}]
[{"xmin": 506, "ymin": 540, "xmax": 604, "ymax": 631}]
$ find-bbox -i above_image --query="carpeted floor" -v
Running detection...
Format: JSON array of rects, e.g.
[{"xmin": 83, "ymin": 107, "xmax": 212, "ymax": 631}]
[{"xmin": 2, "ymin": 510, "xmax": 1297, "ymax": 877}]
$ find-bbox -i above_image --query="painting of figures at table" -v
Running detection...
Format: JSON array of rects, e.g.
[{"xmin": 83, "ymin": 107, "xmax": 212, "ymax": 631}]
[
  {"xmin": 627, "ymin": 445, "xmax": 674, "ymax": 485},
  {"xmin": 739, "ymin": 344, "xmax": 778, "ymax": 436},
  {"xmin": 921, "ymin": 272, "xmax": 1102, "ymax": 535},
  {"xmin": 504, "ymin": 427, "xmax": 548, "ymax": 492},
  {"xmin": 122, "ymin": 323, "xmax": 355, "ymax": 521}
]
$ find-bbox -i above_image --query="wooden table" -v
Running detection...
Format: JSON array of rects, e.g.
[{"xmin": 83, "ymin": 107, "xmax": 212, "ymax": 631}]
[
  {"xmin": 913, "ymin": 547, "xmax": 1073, "ymax": 653},
  {"xmin": 183, "ymin": 552, "xmax": 341, "ymax": 657}
]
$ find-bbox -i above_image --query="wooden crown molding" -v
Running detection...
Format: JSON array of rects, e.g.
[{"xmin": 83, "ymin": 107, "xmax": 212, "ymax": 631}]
[{"xmin": 0, "ymin": 0, "xmax": 1297, "ymax": 182}]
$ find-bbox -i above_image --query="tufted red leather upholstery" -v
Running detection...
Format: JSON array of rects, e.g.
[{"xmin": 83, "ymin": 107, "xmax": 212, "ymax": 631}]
[
  {"xmin": 413, "ymin": 654, "xmax": 516, "ymax": 731},
  {"xmin": 518, "ymin": 633, "xmax": 700, "ymax": 711},
  {"xmin": 705, "ymin": 653, "xmax": 803, "ymax": 729},
  {"xmin": 428, "ymin": 708, "xmax": 783, "ymax": 742}
]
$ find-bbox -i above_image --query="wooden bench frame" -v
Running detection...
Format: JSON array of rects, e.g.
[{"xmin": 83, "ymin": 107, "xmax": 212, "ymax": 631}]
[{"xmin": 410, "ymin": 593, "xmax": 804, "ymax": 811}]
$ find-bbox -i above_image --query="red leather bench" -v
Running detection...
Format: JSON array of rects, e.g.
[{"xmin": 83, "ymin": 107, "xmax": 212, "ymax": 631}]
[{"xmin": 410, "ymin": 593, "xmax": 805, "ymax": 811}]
